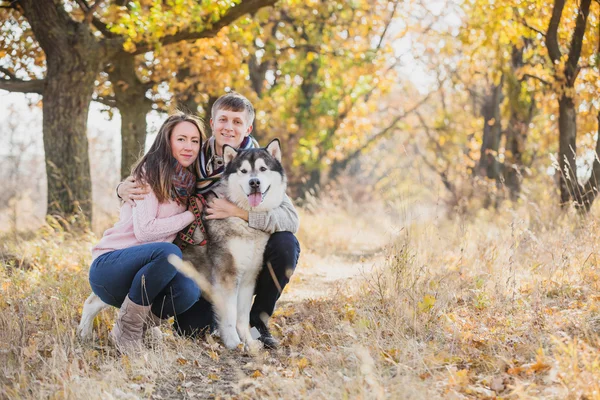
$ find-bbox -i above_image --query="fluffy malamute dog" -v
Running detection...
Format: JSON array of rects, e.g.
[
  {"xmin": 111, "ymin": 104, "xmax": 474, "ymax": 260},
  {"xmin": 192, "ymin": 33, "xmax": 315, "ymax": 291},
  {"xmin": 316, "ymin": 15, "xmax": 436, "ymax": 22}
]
[{"xmin": 171, "ymin": 139, "xmax": 286, "ymax": 350}]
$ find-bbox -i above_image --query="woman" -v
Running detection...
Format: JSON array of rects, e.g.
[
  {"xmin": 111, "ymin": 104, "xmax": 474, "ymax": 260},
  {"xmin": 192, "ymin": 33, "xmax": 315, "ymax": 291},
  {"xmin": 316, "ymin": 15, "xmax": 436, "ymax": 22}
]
[{"xmin": 89, "ymin": 112, "xmax": 204, "ymax": 352}]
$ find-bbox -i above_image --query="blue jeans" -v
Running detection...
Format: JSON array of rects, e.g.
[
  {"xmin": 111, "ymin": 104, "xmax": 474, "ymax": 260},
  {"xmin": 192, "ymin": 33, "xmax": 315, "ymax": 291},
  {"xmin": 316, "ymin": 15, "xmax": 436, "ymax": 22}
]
[{"xmin": 89, "ymin": 242, "xmax": 200, "ymax": 319}]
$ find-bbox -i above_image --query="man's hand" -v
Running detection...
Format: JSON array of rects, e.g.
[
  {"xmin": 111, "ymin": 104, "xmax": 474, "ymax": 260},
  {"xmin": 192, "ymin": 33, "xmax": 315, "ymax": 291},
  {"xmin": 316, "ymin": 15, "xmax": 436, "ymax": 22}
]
[
  {"xmin": 205, "ymin": 198, "xmax": 249, "ymax": 221},
  {"xmin": 118, "ymin": 176, "xmax": 151, "ymax": 206}
]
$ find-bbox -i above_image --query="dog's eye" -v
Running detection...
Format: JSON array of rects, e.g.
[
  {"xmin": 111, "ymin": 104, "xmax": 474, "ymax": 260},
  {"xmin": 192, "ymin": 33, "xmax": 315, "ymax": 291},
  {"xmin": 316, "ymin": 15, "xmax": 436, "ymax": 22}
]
[
  {"xmin": 240, "ymin": 169, "xmax": 248, "ymax": 174},
  {"xmin": 259, "ymin": 166, "xmax": 267, "ymax": 172}
]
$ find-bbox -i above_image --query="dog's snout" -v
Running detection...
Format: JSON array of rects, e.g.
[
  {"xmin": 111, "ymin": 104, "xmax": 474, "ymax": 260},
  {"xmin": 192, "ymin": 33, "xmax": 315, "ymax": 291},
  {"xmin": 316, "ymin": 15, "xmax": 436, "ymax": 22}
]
[{"xmin": 249, "ymin": 178, "xmax": 260, "ymax": 189}]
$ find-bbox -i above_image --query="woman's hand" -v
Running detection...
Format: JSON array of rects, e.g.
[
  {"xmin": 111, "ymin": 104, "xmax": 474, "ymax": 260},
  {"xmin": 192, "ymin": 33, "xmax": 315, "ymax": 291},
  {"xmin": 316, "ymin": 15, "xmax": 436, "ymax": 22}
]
[
  {"xmin": 118, "ymin": 176, "xmax": 151, "ymax": 206},
  {"xmin": 205, "ymin": 198, "xmax": 249, "ymax": 221}
]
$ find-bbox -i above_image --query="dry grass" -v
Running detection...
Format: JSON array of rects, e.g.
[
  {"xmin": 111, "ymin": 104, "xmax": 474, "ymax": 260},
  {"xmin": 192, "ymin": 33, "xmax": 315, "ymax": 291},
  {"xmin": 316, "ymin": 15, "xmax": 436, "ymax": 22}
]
[{"xmin": 2, "ymin": 194, "xmax": 600, "ymax": 399}]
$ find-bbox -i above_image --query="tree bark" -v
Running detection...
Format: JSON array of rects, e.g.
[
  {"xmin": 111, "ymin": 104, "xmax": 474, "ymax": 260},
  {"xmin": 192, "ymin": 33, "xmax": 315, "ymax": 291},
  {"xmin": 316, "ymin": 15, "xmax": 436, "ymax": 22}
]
[
  {"xmin": 20, "ymin": 0, "xmax": 107, "ymax": 224},
  {"xmin": 108, "ymin": 54, "xmax": 153, "ymax": 179},
  {"xmin": 504, "ymin": 43, "xmax": 535, "ymax": 201},
  {"xmin": 557, "ymin": 94, "xmax": 579, "ymax": 204},
  {"xmin": 477, "ymin": 76, "xmax": 504, "ymax": 181}
]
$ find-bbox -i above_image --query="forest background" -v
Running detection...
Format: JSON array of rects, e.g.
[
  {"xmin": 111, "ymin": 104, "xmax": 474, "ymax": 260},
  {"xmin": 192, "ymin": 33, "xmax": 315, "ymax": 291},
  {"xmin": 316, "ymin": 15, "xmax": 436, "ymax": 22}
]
[{"xmin": 2, "ymin": 0, "xmax": 600, "ymax": 398}]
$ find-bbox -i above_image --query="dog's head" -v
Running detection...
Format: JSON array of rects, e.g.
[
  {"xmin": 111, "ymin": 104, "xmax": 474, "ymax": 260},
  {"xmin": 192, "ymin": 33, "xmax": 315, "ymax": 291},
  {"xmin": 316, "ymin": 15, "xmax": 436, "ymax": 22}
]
[{"xmin": 222, "ymin": 139, "xmax": 286, "ymax": 211}]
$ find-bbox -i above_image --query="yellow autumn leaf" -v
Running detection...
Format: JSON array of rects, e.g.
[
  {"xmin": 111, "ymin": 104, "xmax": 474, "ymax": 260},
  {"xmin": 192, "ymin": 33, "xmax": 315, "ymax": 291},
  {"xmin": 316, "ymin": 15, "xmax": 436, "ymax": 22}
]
[
  {"xmin": 297, "ymin": 358, "xmax": 309, "ymax": 370},
  {"xmin": 418, "ymin": 295, "xmax": 436, "ymax": 312},
  {"xmin": 208, "ymin": 350, "xmax": 219, "ymax": 362},
  {"xmin": 251, "ymin": 370, "xmax": 263, "ymax": 378},
  {"xmin": 123, "ymin": 40, "xmax": 137, "ymax": 53}
]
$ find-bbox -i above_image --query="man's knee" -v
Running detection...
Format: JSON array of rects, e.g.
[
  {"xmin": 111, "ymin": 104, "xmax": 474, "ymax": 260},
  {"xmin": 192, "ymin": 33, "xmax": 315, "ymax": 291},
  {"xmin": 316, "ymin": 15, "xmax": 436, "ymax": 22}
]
[
  {"xmin": 264, "ymin": 232, "xmax": 300, "ymax": 282},
  {"xmin": 266, "ymin": 232, "xmax": 301, "ymax": 260}
]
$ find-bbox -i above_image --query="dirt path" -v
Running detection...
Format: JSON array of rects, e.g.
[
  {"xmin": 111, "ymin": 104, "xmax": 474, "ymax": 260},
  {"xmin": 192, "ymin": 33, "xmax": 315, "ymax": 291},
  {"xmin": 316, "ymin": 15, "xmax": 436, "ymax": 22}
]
[{"xmin": 279, "ymin": 249, "xmax": 386, "ymax": 303}]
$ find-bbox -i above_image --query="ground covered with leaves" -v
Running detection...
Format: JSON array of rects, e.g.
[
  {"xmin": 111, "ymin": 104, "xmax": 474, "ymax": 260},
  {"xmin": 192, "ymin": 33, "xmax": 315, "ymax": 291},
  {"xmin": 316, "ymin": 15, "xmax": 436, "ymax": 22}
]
[{"xmin": 2, "ymin": 198, "xmax": 600, "ymax": 399}]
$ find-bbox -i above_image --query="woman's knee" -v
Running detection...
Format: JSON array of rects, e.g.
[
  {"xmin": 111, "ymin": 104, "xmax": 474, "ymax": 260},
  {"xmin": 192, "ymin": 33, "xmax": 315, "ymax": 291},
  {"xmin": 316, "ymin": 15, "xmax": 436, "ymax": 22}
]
[
  {"xmin": 151, "ymin": 242, "xmax": 182, "ymax": 260},
  {"xmin": 265, "ymin": 232, "xmax": 300, "ymax": 267}
]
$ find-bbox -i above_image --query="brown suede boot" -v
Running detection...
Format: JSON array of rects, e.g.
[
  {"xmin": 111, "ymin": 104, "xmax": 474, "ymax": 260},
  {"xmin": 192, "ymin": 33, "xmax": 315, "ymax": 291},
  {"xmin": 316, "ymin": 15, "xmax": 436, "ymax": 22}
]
[{"xmin": 109, "ymin": 295, "xmax": 151, "ymax": 353}]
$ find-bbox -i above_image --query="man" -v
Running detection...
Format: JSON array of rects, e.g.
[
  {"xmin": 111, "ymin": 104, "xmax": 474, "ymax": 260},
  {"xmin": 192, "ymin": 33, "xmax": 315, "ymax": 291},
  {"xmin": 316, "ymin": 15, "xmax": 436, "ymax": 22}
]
[{"xmin": 117, "ymin": 92, "xmax": 300, "ymax": 348}]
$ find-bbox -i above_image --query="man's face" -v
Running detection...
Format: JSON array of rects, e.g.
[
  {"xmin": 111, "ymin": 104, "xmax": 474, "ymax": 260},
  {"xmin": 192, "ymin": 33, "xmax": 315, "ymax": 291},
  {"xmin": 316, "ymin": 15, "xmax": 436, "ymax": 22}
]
[{"xmin": 210, "ymin": 109, "xmax": 253, "ymax": 155}]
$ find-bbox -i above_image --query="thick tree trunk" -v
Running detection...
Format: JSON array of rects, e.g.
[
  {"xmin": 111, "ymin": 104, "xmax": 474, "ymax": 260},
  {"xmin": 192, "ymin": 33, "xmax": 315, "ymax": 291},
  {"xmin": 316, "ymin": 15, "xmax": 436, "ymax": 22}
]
[
  {"xmin": 504, "ymin": 43, "xmax": 535, "ymax": 201},
  {"xmin": 546, "ymin": 0, "xmax": 591, "ymax": 208},
  {"xmin": 174, "ymin": 68, "xmax": 200, "ymax": 114},
  {"xmin": 109, "ymin": 54, "xmax": 153, "ymax": 179},
  {"xmin": 504, "ymin": 116, "xmax": 529, "ymax": 200},
  {"xmin": 43, "ymin": 56, "xmax": 99, "ymax": 221},
  {"xmin": 201, "ymin": 95, "xmax": 218, "ymax": 138},
  {"xmin": 558, "ymin": 94, "xmax": 579, "ymax": 205},
  {"xmin": 477, "ymin": 76, "xmax": 504, "ymax": 180},
  {"xmin": 20, "ymin": 0, "xmax": 106, "ymax": 224},
  {"xmin": 119, "ymin": 98, "xmax": 151, "ymax": 178}
]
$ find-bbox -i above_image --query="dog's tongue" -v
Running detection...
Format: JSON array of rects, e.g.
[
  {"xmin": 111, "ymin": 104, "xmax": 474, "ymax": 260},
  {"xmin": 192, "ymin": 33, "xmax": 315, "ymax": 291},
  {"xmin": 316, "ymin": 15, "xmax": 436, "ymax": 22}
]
[{"xmin": 248, "ymin": 192, "xmax": 262, "ymax": 208}]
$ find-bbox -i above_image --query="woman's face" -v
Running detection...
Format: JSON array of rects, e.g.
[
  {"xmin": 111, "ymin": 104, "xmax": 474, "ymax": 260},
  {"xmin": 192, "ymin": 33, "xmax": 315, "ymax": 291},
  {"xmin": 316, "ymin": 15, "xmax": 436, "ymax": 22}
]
[{"xmin": 170, "ymin": 121, "xmax": 201, "ymax": 167}]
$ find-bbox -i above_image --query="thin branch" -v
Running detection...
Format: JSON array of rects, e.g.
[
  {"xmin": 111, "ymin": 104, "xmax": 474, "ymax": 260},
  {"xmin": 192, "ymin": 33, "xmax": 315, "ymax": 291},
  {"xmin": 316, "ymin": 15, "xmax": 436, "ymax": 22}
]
[
  {"xmin": 74, "ymin": 0, "xmax": 115, "ymax": 37},
  {"xmin": 521, "ymin": 73, "xmax": 550, "ymax": 86},
  {"xmin": 513, "ymin": 9, "xmax": 546, "ymax": 37},
  {"xmin": 413, "ymin": 143, "xmax": 457, "ymax": 197},
  {"xmin": 373, "ymin": 0, "xmax": 399, "ymax": 52},
  {"xmin": 416, "ymin": 110, "xmax": 446, "ymax": 156},
  {"xmin": 0, "ymin": 66, "xmax": 17, "ymax": 80},
  {"xmin": 92, "ymin": 95, "xmax": 117, "ymax": 107},
  {"xmin": 277, "ymin": 44, "xmax": 320, "ymax": 53}
]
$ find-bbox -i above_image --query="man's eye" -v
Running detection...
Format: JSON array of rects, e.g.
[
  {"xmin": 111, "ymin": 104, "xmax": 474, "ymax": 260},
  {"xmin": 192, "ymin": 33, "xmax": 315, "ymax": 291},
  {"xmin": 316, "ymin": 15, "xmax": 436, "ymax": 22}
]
[
  {"xmin": 240, "ymin": 169, "xmax": 248, "ymax": 174},
  {"xmin": 235, "ymin": 121, "xmax": 241, "ymax": 124},
  {"xmin": 259, "ymin": 166, "xmax": 267, "ymax": 172}
]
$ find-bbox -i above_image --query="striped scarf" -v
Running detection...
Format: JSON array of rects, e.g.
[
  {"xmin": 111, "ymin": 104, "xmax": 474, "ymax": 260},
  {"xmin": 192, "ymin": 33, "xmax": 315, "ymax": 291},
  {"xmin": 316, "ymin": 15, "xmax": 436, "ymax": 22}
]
[
  {"xmin": 171, "ymin": 161, "xmax": 197, "ymax": 205},
  {"xmin": 196, "ymin": 135, "xmax": 259, "ymax": 194}
]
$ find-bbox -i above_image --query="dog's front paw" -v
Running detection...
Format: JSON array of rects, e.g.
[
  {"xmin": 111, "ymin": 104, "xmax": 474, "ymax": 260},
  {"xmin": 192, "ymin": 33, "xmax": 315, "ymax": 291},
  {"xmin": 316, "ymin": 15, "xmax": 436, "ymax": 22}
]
[
  {"xmin": 221, "ymin": 330, "xmax": 242, "ymax": 349},
  {"xmin": 243, "ymin": 338, "xmax": 263, "ymax": 354},
  {"xmin": 77, "ymin": 324, "xmax": 93, "ymax": 341}
]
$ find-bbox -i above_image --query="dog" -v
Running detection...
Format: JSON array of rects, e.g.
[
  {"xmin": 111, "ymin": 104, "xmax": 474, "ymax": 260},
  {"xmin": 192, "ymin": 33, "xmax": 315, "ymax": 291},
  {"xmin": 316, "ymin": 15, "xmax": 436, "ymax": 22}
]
[
  {"xmin": 77, "ymin": 139, "xmax": 286, "ymax": 351},
  {"xmin": 169, "ymin": 139, "xmax": 286, "ymax": 350}
]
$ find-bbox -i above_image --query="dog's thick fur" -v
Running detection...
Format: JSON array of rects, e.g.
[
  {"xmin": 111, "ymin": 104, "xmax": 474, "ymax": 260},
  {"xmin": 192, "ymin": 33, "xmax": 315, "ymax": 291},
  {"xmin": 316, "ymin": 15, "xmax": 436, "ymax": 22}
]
[{"xmin": 77, "ymin": 140, "xmax": 286, "ymax": 351}]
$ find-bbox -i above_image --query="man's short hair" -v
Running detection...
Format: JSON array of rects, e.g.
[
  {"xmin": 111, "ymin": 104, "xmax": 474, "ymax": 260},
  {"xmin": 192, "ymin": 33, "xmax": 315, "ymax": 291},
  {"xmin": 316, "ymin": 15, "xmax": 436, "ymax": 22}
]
[{"xmin": 211, "ymin": 92, "xmax": 255, "ymax": 126}]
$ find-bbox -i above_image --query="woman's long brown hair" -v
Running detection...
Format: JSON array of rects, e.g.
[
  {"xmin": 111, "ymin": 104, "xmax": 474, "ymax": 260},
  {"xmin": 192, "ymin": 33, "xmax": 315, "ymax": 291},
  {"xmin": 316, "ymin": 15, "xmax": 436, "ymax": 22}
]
[{"xmin": 131, "ymin": 112, "xmax": 205, "ymax": 203}]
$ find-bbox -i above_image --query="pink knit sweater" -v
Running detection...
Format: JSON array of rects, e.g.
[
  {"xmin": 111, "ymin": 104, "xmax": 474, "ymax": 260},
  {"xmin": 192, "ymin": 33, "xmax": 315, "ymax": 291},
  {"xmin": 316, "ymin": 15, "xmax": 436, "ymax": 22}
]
[{"xmin": 92, "ymin": 190, "xmax": 195, "ymax": 261}]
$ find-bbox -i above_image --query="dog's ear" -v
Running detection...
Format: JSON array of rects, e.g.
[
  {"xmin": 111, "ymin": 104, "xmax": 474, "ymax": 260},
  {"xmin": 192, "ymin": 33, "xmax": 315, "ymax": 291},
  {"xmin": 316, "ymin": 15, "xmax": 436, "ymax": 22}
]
[
  {"xmin": 222, "ymin": 145, "xmax": 238, "ymax": 166},
  {"xmin": 266, "ymin": 139, "xmax": 282, "ymax": 163}
]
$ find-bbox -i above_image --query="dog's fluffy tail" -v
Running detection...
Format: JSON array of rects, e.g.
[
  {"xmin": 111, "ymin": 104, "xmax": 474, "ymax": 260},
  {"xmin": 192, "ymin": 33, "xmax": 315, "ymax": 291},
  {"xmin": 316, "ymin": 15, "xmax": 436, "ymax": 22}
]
[{"xmin": 168, "ymin": 255, "xmax": 214, "ymax": 303}]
